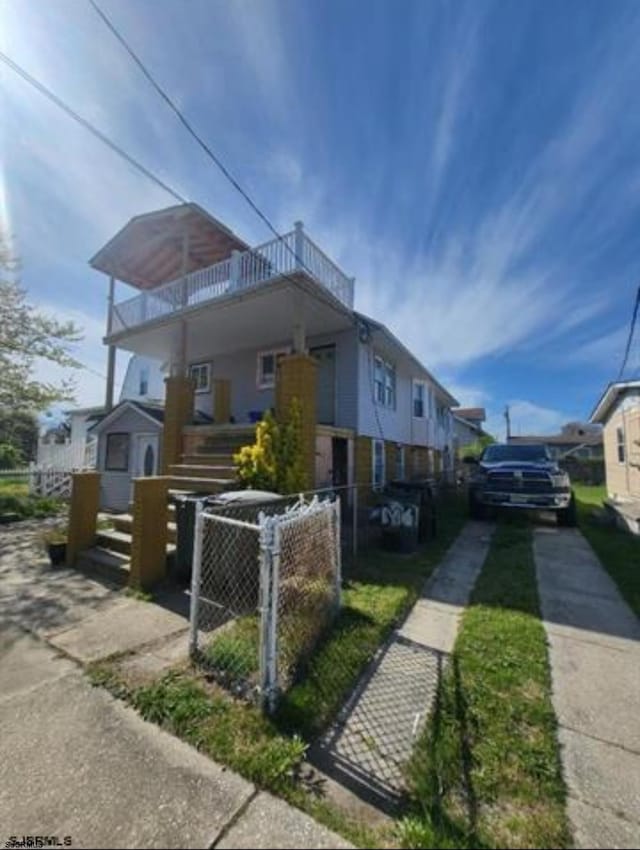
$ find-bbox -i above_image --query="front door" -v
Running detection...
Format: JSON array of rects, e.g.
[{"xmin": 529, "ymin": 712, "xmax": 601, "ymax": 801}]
[
  {"xmin": 134, "ymin": 433, "xmax": 159, "ymax": 478},
  {"xmin": 311, "ymin": 345, "xmax": 336, "ymax": 426}
]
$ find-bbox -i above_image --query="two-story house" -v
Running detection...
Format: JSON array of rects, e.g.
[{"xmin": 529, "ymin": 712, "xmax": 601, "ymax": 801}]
[{"xmin": 88, "ymin": 203, "xmax": 458, "ymax": 514}]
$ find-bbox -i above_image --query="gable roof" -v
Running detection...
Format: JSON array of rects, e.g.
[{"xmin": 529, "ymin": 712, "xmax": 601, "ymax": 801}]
[
  {"xmin": 590, "ymin": 380, "xmax": 640, "ymax": 424},
  {"xmin": 454, "ymin": 407, "xmax": 486, "ymax": 422},
  {"xmin": 89, "ymin": 400, "xmax": 165, "ymax": 434},
  {"xmin": 90, "ymin": 203, "xmax": 248, "ymax": 289}
]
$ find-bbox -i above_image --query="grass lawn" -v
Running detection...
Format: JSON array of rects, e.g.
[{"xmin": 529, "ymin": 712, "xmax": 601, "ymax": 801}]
[
  {"xmin": 89, "ymin": 490, "xmax": 468, "ymax": 847},
  {"xmin": 573, "ymin": 483, "xmax": 640, "ymax": 617},
  {"xmin": 0, "ymin": 476, "xmax": 29, "ymax": 498},
  {"xmin": 399, "ymin": 522, "xmax": 570, "ymax": 850}
]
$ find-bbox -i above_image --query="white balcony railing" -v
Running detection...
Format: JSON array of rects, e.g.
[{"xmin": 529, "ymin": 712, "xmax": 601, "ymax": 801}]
[{"xmin": 110, "ymin": 225, "xmax": 354, "ymax": 335}]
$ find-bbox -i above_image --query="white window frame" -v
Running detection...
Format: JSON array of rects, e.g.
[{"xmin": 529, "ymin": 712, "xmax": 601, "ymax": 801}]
[
  {"xmin": 372, "ymin": 439, "xmax": 385, "ymax": 490},
  {"xmin": 616, "ymin": 426, "xmax": 625, "ymax": 463},
  {"xmin": 413, "ymin": 380, "xmax": 425, "ymax": 418},
  {"xmin": 257, "ymin": 348, "xmax": 290, "ymax": 390},
  {"xmin": 373, "ymin": 354, "xmax": 396, "ymax": 409},
  {"xmin": 189, "ymin": 362, "xmax": 211, "ymax": 394},
  {"xmin": 395, "ymin": 444, "xmax": 405, "ymax": 480}
]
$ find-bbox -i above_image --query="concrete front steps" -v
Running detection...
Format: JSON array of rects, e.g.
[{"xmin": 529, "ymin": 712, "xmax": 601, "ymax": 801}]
[
  {"xmin": 193, "ymin": 425, "xmax": 255, "ymax": 457},
  {"xmin": 77, "ymin": 513, "xmax": 177, "ymax": 587},
  {"xmin": 76, "ymin": 428, "xmax": 246, "ymax": 585}
]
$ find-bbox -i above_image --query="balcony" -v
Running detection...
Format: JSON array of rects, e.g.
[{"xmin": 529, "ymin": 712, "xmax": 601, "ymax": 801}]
[{"xmin": 109, "ymin": 225, "xmax": 355, "ymax": 336}]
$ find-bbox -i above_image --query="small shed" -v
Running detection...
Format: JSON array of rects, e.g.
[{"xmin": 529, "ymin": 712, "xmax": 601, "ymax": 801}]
[{"xmin": 90, "ymin": 400, "xmax": 164, "ymax": 511}]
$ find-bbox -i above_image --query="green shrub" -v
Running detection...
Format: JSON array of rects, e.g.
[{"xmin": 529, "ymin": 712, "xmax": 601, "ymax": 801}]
[
  {"xmin": 234, "ymin": 399, "xmax": 306, "ymax": 493},
  {"xmin": 0, "ymin": 442, "xmax": 23, "ymax": 470},
  {"xmin": 0, "ymin": 493, "xmax": 65, "ymax": 519}
]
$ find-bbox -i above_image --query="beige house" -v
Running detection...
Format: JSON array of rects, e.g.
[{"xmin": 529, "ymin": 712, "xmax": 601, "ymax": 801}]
[{"xmin": 590, "ymin": 380, "xmax": 640, "ymax": 508}]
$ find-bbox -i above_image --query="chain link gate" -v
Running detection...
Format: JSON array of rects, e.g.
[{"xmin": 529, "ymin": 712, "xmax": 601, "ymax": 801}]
[{"xmin": 189, "ymin": 495, "xmax": 341, "ymax": 711}]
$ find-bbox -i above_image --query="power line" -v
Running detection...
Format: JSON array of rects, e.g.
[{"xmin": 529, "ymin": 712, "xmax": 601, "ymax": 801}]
[
  {"xmin": 617, "ymin": 284, "xmax": 640, "ymax": 381},
  {"xmin": 88, "ymin": 0, "xmax": 309, "ymax": 272},
  {"xmin": 0, "ymin": 51, "xmax": 188, "ymax": 204}
]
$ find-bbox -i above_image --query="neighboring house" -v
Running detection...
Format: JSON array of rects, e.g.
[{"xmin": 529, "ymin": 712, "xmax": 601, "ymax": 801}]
[
  {"xmin": 452, "ymin": 407, "xmax": 488, "ymax": 455},
  {"xmin": 35, "ymin": 355, "xmax": 165, "ymax": 471},
  {"xmin": 118, "ymin": 353, "xmax": 166, "ymax": 404},
  {"xmin": 89, "ymin": 401, "xmax": 165, "ymax": 511},
  {"xmin": 507, "ymin": 422, "xmax": 603, "ymax": 461},
  {"xmin": 590, "ymin": 381, "xmax": 640, "ymax": 503},
  {"xmin": 453, "ymin": 408, "xmax": 486, "ymax": 429},
  {"xmin": 88, "ymin": 203, "xmax": 458, "ymax": 512}
]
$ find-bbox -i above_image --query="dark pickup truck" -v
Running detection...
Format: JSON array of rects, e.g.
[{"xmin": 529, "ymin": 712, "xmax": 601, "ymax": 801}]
[{"xmin": 465, "ymin": 443, "xmax": 576, "ymax": 526}]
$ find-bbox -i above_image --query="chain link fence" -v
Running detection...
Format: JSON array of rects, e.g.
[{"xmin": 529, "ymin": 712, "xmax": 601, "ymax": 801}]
[{"xmin": 189, "ymin": 495, "xmax": 341, "ymax": 710}]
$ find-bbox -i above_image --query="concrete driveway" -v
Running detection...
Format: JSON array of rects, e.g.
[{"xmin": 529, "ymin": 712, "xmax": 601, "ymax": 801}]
[
  {"xmin": 534, "ymin": 526, "xmax": 640, "ymax": 849},
  {"xmin": 0, "ymin": 521, "xmax": 350, "ymax": 849}
]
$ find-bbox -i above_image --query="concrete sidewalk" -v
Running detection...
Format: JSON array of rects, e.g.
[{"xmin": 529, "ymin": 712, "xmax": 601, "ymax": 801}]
[
  {"xmin": 0, "ymin": 521, "xmax": 350, "ymax": 849},
  {"xmin": 534, "ymin": 527, "xmax": 640, "ymax": 849},
  {"xmin": 311, "ymin": 521, "xmax": 494, "ymax": 809}
]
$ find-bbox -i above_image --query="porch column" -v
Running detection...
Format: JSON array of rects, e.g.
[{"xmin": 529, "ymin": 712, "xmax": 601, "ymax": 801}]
[
  {"xmin": 105, "ymin": 275, "xmax": 116, "ymax": 411},
  {"xmin": 292, "ymin": 291, "xmax": 306, "ymax": 353},
  {"xmin": 162, "ymin": 375, "xmax": 195, "ymax": 473},
  {"xmin": 129, "ymin": 476, "xmax": 170, "ymax": 589},
  {"xmin": 276, "ymin": 353, "xmax": 317, "ymax": 489},
  {"xmin": 213, "ymin": 379, "xmax": 231, "ymax": 423}
]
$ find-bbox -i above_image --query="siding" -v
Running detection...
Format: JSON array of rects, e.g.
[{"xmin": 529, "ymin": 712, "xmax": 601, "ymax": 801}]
[
  {"xmin": 603, "ymin": 392, "xmax": 640, "ymax": 500},
  {"xmin": 96, "ymin": 407, "xmax": 162, "ymax": 511},
  {"xmin": 188, "ymin": 328, "xmax": 359, "ymax": 429},
  {"xmin": 356, "ymin": 341, "xmax": 453, "ymax": 448},
  {"xmin": 119, "ymin": 355, "xmax": 166, "ymax": 403}
]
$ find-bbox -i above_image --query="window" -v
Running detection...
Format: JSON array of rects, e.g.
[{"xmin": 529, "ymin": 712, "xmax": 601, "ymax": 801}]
[
  {"xmin": 372, "ymin": 439, "xmax": 385, "ymax": 489},
  {"xmin": 395, "ymin": 444, "xmax": 405, "ymax": 480},
  {"xmin": 617, "ymin": 426, "xmax": 625, "ymax": 463},
  {"xmin": 257, "ymin": 349, "xmax": 289, "ymax": 389},
  {"xmin": 374, "ymin": 355, "xmax": 396, "ymax": 408},
  {"xmin": 139, "ymin": 367, "xmax": 149, "ymax": 397},
  {"xmin": 413, "ymin": 381, "xmax": 425, "ymax": 418},
  {"xmin": 105, "ymin": 433, "xmax": 129, "ymax": 471},
  {"xmin": 189, "ymin": 362, "xmax": 211, "ymax": 394}
]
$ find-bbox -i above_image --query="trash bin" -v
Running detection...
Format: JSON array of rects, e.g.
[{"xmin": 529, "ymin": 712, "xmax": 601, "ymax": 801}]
[
  {"xmin": 387, "ymin": 479, "xmax": 437, "ymax": 542},
  {"xmin": 378, "ymin": 489, "xmax": 420, "ymax": 553},
  {"xmin": 171, "ymin": 492, "xmax": 212, "ymax": 584},
  {"xmin": 171, "ymin": 489, "xmax": 284, "ymax": 586}
]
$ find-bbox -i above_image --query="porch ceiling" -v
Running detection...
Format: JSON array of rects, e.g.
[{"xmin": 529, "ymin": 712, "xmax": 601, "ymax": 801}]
[
  {"xmin": 90, "ymin": 203, "xmax": 248, "ymax": 289},
  {"xmin": 107, "ymin": 276, "xmax": 355, "ymax": 360}
]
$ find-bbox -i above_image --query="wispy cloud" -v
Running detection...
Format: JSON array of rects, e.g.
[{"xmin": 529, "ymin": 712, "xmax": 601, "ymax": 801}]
[{"xmin": 566, "ymin": 324, "xmax": 628, "ymax": 368}]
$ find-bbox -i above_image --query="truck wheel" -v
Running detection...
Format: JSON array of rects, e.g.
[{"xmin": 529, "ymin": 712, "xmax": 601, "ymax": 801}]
[{"xmin": 557, "ymin": 495, "xmax": 577, "ymax": 527}]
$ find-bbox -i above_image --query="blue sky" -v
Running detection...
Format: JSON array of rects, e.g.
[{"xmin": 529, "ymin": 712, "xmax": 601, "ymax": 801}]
[{"xmin": 2, "ymin": 0, "xmax": 640, "ymax": 438}]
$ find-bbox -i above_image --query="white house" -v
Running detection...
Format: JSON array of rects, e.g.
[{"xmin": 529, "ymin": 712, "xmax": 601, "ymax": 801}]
[
  {"xmin": 86, "ymin": 203, "xmax": 458, "ymax": 516},
  {"xmin": 35, "ymin": 354, "xmax": 165, "ymax": 472}
]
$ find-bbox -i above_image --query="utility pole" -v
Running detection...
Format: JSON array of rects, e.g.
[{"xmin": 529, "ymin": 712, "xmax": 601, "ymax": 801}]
[{"xmin": 504, "ymin": 405, "xmax": 511, "ymax": 441}]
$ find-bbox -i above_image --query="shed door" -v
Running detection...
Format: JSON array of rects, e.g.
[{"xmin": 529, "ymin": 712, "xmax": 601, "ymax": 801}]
[
  {"xmin": 311, "ymin": 345, "xmax": 336, "ymax": 426},
  {"xmin": 134, "ymin": 433, "xmax": 159, "ymax": 478}
]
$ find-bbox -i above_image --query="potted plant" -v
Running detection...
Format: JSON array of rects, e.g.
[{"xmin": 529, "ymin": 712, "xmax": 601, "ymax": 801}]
[{"xmin": 42, "ymin": 526, "xmax": 68, "ymax": 566}]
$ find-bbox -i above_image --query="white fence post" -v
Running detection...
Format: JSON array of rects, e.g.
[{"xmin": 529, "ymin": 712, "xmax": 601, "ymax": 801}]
[
  {"xmin": 188, "ymin": 499, "xmax": 205, "ymax": 656},
  {"xmin": 267, "ymin": 520, "xmax": 281, "ymax": 713},
  {"xmin": 258, "ymin": 513, "xmax": 272, "ymax": 710},
  {"xmin": 258, "ymin": 514, "xmax": 281, "ymax": 714}
]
